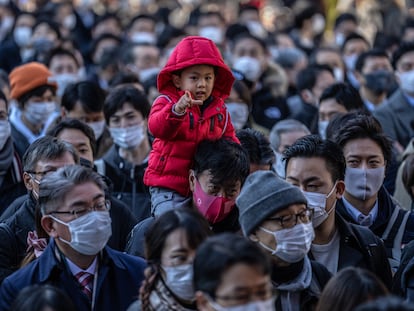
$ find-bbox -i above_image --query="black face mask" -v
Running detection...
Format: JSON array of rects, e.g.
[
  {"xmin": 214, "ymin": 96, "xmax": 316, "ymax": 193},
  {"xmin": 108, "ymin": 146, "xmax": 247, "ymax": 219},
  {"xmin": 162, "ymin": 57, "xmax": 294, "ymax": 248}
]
[{"xmin": 364, "ymin": 70, "xmax": 397, "ymax": 95}]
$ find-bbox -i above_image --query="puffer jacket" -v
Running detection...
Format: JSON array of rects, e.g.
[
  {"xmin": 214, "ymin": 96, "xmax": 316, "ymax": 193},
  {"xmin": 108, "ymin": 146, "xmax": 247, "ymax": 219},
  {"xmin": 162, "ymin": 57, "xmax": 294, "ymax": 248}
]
[{"xmin": 144, "ymin": 36, "xmax": 238, "ymax": 196}]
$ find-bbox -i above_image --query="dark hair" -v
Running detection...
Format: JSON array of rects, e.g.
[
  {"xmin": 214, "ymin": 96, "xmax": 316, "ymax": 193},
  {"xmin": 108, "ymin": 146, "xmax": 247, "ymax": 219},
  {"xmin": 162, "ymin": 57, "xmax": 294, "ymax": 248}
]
[
  {"xmin": 32, "ymin": 18, "xmax": 61, "ymax": 39},
  {"xmin": 45, "ymin": 47, "xmax": 79, "ymax": 68},
  {"xmin": 141, "ymin": 208, "xmax": 212, "ymax": 308},
  {"xmin": 61, "ymin": 81, "xmax": 106, "ymax": 113},
  {"xmin": 332, "ymin": 112, "xmax": 392, "ymax": 164},
  {"xmin": 89, "ymin": 33, "xmax": 122, "ymax": 60},
  {"xmin": 144, "ymin": 208, "xmax": 211, "ymax": 263},
  {"xmin": 334, "ymin": 12, "xmax": 358, "ymax": 29},
  {"xmin": 353, "ymin": 296, "xmax": 414, "ymax": 311},
  {"xmin": 0, "ymin": 89, "xmax": 7, "ymax": 107},
  {"xmin": 193, "ymin": 138, "xmax": 250, "ymax": 186},
  {"xmin": 316, "ymin": 267, "xmax": 389, "ymax": 311},
  {"xmin": 319, "ymin": 82, "xmax": 364, "ymax": 111},
  {"xmin": 127, "ymin": 14, "xmax": 156, "ymax": 30},
  {"xmin": 236, "ymin": 128, "xmax": 275, "ymax": 167},
  {"xmin": 341, "ymin": 32, "xmax": 370, "ymax": 52},
  {"xmin": 18, "ymin": 85, "xmax": 56, "ymax": 107},
  {"xmin": 47, "ymin": 118, "xmax": 97, "ymax": 157},
  {"xmin": 10, "ymin": 284, "xmax": 76, "ymax": 311},
  {"xmin": 392, "ymin": 41, "xmax": 414, "ymax": 69},
  {"xmin": 230, "ymin": 32, "xmax": 267, "ymax": 53},
  {"xmin": 92, "ymin": 12, "xmax": 121, "ymax": 31},
  {"xmin": 231, "ymin": 80, "xmax": 252, "ymax": 107},
  {"xmin": 109, "ymin": 71, "xmax": 141, "ymax": 88},
  {"xmin": 296, "ymin": 64, "xmax": 333, "ymax": 92},
  {"xmin": 22, "ymin": 136, "xmax": 79, "ymax": 172},
  {"xmin": 294, "ymin": 6, "xmax": 322, "ymax": 29},
  {"xmin": 402, "ymin": 153, "xmax": 414, "ymax": 200},
  {"xmin": 104, "ymin": 85, "xmax": 150, "ymax": 123},
  {"xmin": 193, "ymin": 233, "xmax": 271, "ymax": 297},
  {"xmin": 284, "ymin": 134, "xmax": 346, "ymax": 182},
  {"xmin": 355, "ymin": 49, "xmax": 390, "ymax": 73}
]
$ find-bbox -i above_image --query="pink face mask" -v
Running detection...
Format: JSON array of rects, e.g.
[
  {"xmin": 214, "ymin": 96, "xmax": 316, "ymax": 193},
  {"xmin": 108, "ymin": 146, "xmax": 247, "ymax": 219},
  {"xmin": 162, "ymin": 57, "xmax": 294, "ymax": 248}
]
[{"xmin": 193, "ymin": 178, "xmax": 235, "ymax": 224}]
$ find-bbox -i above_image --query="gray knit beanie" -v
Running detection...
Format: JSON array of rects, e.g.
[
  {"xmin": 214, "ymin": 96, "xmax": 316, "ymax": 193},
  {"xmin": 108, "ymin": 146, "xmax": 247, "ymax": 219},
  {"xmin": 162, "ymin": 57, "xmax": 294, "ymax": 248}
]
[{"xmin": 236, "ymin": 170, "xmax": 307, "ymax": 236}]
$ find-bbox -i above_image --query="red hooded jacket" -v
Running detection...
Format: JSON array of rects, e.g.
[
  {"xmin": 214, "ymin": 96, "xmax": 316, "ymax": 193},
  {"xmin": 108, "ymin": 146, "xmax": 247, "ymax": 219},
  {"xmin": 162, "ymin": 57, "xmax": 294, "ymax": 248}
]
[{"xmin": 144, "ymin": 36, "xmax": 238, "ymax": 196}]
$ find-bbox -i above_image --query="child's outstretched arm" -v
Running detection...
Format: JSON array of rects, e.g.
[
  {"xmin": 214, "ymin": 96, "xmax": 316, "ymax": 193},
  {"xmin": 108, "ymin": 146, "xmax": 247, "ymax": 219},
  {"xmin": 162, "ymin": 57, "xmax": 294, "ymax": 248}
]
[{"xmin": 173, "ymin": 91, "xmax": 203, "ymax": 115}]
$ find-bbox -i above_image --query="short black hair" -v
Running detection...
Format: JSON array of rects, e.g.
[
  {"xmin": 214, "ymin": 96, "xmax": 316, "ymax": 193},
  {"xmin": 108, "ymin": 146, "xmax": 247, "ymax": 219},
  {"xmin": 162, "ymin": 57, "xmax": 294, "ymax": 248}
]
[
  {"xmin": 193, "ymin": 233, "xmax": 271, "ymax": 297},
  {"xmin": 104, "ymin": 85, "xmax": 150, "ymax": 123},
  {"xmin": 236, "ymin": 128, "xmax": 275, "ymax": 167},
  {"xmin": 47, "ymin": 118, "xmax": 97, "ymax": 157},
  {"xmin": 127, "ymin": 14, "xmax": 156, "ymax": 30},
  {"xmin": 334, "ymin": 12, "xmax": 358, "ymax": 29},
  {"xmin": 392, "ymin": 41, "xmax": 414, "ymax": 69},
  {"xmin": 332, "ymin": 112, "xmax": 392, "ymax": 164},
  {"xmin": 341, "ymin": 32, "xmax": 370, "ymax": 52},
  {"xmin": 45, "ymin": 47, "xmax": 79, "ymax": 68},
  {"xmin": 61, "ymin": 81, "xmax": 106, "ymax": 113},
  {"xmin": 193, "ymin": 138, "xmax": 249, "ymax": 186},
  {"xmin": 355, "ymin": 49, "xmax": 389, "ymax": 73},
  {"xmin": 296, "ymin": 64, "xmax": 333, "ymax": 92},
  {"xmin": 284, "ymin": 134, "xmax": 346, "ymax": 182},
  {"xmin": 230, "ymin": 32, "xmax": 267, "ymax": 53},
  {"xmin": 319, "ymin": 82, "xmax": 364, "ymax": 111}
]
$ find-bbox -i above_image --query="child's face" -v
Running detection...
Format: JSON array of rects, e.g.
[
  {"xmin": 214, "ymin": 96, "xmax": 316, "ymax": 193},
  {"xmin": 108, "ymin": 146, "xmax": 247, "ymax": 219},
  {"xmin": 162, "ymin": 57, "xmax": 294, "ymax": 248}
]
[{"xmin": 173, "ymin": 65, "xmax": 215, "ymax": 101}]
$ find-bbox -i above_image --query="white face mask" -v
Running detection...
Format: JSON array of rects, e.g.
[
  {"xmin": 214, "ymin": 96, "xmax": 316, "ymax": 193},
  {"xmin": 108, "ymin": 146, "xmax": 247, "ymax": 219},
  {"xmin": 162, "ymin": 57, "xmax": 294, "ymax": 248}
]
[
  {"xmin": 345, "ymin": 167, "xmax": 385, "ymax": 200},
  {"xmin": 139, "ymin": 67, "xmax": 160, "ymax": 83},
  {"xmin": 335, "ymin": 33, "xmax": 345, "ymax": 46},
  {"xmin": 50, "ymin": 211, "xmax": 112, "ymax": 255},
  {"xmin": 14, "ymin": 26, "xmax": 32, "ymax": 47},
  {"xmin": 162, "ymin": 263, "xmax": 195, "ymax": 301},
  {"xmin": 302, "ymin": 183, "xmax": 337, "ymax": 228},
  {"xmin": 312, "ymin": 14, "xmax": 326, "ymax": 34},
  {"xmin": 397, "ymin": 70, "xmax": 414, "ymax": 94},
  {"xmin": 109, "ymin": 124, "xmax": 145, "ymax": 149},
  {"xmin": 232, "ymin": 56, "xmax": 262, "ymax": 82},
  {"xmin": 318, "ymin": 120, "xmax": 329, "ymax": 139},
  {"xmin": 343, "ymin": 53, "xmax": 358, "ymax": 71},
  {"xmin": 333, "ymin": 67, "xmax": 344, "ymax": 82},
  {"xmin": 245, "ymin": 21, "xmax": 267, "ymax": 39},
  {"xmin": 64, "ymin": 14, "xmax": 77, "ymax": 30},
  {"xmin": 0, "ymin": 120, "xmax": 11, "ymax": 150},
  {"xmin": 259, "ymin": 222, "xmax": 314, "ymax": 263},
  {"xmin": 208, "ymin": 297, "xmax": 275, "ymax": 311},
  {"xmin": 24, "ymin": 101, "xmax": 56, "ymax": 125},
  {"xmin": 130, "ymin": 31, "xmax": 156, "ymax": 44},
  {"xmin": 226, "ymin": 102, "xmax": 249, "ymax": 130},
  {"xmin": 87, "ymin": 120, "xmax": 106, "ymax": 140},
  {"xmin": 199, "ymin": 26, "xmax": 224, "ymax": 44},
  {"xmin": 50, "ymin": 73, "xmax": 79, "ymax": 97}
]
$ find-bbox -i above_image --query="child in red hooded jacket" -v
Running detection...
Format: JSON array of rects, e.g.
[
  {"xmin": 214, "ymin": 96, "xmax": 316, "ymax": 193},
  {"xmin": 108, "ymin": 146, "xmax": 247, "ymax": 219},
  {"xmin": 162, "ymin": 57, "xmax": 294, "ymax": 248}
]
[{"xmin": 143, "ymin": 36, "xmax": 239, "ymax": 217}]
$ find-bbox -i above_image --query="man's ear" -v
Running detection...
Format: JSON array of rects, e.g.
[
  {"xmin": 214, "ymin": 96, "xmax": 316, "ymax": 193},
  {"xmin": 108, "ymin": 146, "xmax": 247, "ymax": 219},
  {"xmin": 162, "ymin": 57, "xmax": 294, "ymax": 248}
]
[
  {"xmin": 23, "ymin": 172, "xmax": 34, "ymax": 191},
  {"xmin": 335, "ymin": 181, "xmax": 346, "ymax": 199},
  {"xmin": 41, "ymin": 216, "xmax": 56, "ymax": 238},
  {"xmin": 61, "ymin": 106, "xmax": 67, "ymax": 118},
  {"xmin": 249, "ymin": 231, "xmax": 259, "ymax": 242},
  {"xmin": 172, "ymin": 74, "xmax": 181, "ymax": 88},
  {"xmin": 189, "ymin": 170, "xmax": 196, "ymax": 192},
  {"xmin": 195, "ymin": 291, "xmax": 210, "ymax": 311},
  {"xmin": 300, "ymin": 89, "xmax": 313, "ymax": 103},
  {"xmin": 354, "ymin": 70, "xmax": 364, "ymax": 84}
]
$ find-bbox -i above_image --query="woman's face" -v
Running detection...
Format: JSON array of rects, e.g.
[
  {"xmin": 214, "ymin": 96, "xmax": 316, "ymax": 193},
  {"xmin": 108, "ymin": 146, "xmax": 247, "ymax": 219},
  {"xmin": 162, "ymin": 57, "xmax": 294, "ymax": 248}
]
[{"xmin": 161, "ymin": 228, "xmax": 196, "ymax": 268}]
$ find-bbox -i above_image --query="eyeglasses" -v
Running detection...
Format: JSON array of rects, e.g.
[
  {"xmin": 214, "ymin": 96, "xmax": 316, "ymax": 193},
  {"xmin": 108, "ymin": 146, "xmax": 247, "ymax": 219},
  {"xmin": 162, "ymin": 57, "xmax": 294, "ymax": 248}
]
[
  {"xmin": 212, "ymin": 285, "xmax": 273, "ymax": 306},
  {"xmin": 268, "ymin": 209, "xmax": 313, "ymax": 229},
  {"xmin": 27, "ymin": 169, "xmax": 58, "ymax": 178},
  {"xmin": 50, "ymin": 200, "xmax": 111, "ymax": 218}
]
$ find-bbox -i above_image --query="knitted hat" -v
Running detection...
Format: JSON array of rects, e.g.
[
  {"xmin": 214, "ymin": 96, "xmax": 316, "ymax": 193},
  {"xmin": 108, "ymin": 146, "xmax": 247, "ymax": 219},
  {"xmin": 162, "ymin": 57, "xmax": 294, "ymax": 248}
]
[
  {"xmin": 236, "ymin": 170, "xmax": 307, "ymax": 236},
  {"xmin": 9, "ymin": 62, "xmax": 57, "ymax": 100}
]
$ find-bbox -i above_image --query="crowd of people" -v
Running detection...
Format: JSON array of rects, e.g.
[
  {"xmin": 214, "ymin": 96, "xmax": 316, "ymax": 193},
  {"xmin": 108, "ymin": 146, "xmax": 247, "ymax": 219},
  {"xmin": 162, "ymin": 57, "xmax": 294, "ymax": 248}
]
[{"xmin": 1, "ymin": 0, "xmax": 414, "ymax": 310}]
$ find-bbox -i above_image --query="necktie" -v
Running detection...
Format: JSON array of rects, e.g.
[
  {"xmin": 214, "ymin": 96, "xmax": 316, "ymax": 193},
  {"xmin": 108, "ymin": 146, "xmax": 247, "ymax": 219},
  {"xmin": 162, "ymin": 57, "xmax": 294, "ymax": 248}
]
[{"xmin": 75, "ymin": 271, "xmax": 94, "ymax": 300}]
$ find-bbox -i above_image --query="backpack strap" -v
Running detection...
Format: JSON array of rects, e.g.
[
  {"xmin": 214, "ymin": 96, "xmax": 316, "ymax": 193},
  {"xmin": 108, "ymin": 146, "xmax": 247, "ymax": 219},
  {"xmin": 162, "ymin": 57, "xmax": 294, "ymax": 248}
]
[
  {"xmin": 352, "ymin": 225, "xmax": 383, "ymax": 273},
  {"xmin": 381, "ymin": 206, "xmax": 410, "ymax": 270}
]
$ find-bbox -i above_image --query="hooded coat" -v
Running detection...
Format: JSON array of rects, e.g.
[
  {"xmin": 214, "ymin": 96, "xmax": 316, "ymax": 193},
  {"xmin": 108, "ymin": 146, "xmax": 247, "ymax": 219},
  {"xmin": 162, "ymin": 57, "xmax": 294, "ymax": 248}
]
[{"xmin": 144, "ymin": 36, "xmax": 238, "ymax": 196}]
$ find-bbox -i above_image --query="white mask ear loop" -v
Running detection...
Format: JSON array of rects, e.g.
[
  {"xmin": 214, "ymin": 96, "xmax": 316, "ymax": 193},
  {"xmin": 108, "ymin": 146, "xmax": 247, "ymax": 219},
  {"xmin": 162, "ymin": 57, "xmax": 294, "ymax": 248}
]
[{"xmin": 325, "ymin": 181, "xmax": 338, "ymax": 214}]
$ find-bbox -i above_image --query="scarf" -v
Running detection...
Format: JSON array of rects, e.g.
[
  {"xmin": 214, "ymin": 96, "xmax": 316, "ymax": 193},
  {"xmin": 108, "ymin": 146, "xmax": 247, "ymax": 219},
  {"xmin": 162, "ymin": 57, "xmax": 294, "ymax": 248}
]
[
  {"xmin": 144, "ymin": 278, "xmax": 196, "ymax": 311},
  {"xmin": 274, "ymin": 257, "xmax": 313, "ymax": 311}
]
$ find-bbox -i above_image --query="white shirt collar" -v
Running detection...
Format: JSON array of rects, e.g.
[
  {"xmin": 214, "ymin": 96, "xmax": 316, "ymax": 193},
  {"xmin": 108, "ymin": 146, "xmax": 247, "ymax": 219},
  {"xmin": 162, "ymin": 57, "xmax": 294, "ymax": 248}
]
[
  {"xmin": 66, "ymin": 256, "xmax": 97, "ymax": 276},
  {"xmin": 342, "ymin": 196, "xmax": 378, "ymax": 227}
]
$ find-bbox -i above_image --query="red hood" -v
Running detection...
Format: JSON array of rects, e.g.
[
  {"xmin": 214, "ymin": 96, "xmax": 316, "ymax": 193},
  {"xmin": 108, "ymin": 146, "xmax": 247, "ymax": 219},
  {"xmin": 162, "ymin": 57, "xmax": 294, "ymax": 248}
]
[{"xmin": 157, "ymin": 36, "xmax": 234, "ymax": 99}]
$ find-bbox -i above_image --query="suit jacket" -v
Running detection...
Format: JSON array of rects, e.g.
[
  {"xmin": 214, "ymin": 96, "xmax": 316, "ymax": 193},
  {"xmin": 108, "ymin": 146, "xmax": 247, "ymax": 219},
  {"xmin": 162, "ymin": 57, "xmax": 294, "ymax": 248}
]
[
  {"xmin": 0, "ymin": 239, "xmax": 146, "ymax": 311},
  {"xmin": 373, "ymin": 89, "xmax": 414, "ymax": 149}
]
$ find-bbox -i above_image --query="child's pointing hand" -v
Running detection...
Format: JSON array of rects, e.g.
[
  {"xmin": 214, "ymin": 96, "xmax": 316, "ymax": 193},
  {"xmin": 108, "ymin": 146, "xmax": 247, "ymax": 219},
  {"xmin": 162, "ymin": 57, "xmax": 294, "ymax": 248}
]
[{"xmin": 173, "ymin": 91, "xmax": 203, "ymax": 114}]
